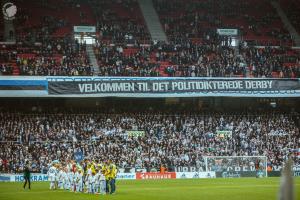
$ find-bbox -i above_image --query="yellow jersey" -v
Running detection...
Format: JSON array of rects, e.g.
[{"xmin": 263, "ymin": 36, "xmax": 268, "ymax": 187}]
[
  {"xmin": 102, "ymin": 165, "xmax": 111, "ymax": 180},
  {"xmin": 109, "ymin": 164, "xmax": 117, "ymax": 179}
]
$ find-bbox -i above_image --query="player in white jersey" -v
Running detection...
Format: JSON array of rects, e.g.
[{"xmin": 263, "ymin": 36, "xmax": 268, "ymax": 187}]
[
  {"xmin": 68, "ymin": 170, "xmax": 75, "ymax": 192},
  {"xmin": 47, "ymin": 164, "xmax": 57, "ymax": 190},
  {"xmin": 65, "ymin": 170, "xmax": 70, "ymax": 190},
  {"xmin": 85, "ymin": 166, "xmax": 92, "ymax": 193},
  {"xmin": 99, "ymin": 169, "xmax": 106, "ymax": 195},
  {"xmin": 94, "ymin": 169, "xmax": 101, "ymax": 194},
  {"xmin": 57, "ymin": 168, "xmax": 64, "ymax": 189},
  {"xmin": 88, "ymin": 172, "xmax": 96, "ymax": 193},
  {"xmin": 61, "ymin": 168, "xmax": 68, "ymax": 190},
  {"xmin": 75, "ymin": 169, "xmax": 83, "ymax": 192}
]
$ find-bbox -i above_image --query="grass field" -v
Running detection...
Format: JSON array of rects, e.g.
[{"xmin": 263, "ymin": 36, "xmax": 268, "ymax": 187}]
[{"xmin": 0, "ymin": 178, "xmax": 299, "ymax": 200}]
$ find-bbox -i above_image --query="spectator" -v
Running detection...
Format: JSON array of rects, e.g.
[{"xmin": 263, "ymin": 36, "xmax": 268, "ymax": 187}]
[{"xmin": 0, "ymin": 111, "xmax": 299, "ymax": 173}]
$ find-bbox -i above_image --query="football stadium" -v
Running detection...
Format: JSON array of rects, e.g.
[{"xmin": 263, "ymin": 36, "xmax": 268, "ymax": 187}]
[{"xmin": 0, "ymin": 0, "xmax": 300, "ymax": 200}]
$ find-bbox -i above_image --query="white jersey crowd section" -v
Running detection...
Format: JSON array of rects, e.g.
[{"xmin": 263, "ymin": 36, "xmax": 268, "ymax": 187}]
[
  {"xmin": 68, "ymin": 171, "xmax": 75, "ymax": 191},
  {"xmin": 75, "ymin": 171, "xmax": 83, "ymax": 192}
]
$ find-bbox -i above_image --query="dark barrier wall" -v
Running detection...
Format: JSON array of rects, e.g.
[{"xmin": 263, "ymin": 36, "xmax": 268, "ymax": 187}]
[{"xmin": 1, "ymin": 77, "xmax": 300, "ymax": 97}]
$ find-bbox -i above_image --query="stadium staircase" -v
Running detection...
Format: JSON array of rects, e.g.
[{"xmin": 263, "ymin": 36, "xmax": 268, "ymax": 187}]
[
  {"xmin": 86, "ymin": 45, "xmax": 99, "ymax": 75},
  {"xmin": 138, "ymin": 0, "xmax": 168, "ymax": 42},
  {"xmin": 271, "ymin": 1, "xmax": 300, "ymax": 46}
]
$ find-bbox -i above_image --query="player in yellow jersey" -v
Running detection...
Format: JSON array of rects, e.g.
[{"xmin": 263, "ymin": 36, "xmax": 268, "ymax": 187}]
[
  {"xmin": 108, "ymin": 160, "xmax": 117, "ymax": 194},
  {"xmin": 103, "ymin": 161, "xmax": 111, "ymax": 194}
]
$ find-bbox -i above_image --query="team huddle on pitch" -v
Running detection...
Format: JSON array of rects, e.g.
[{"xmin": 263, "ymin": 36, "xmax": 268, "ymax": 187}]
[{"xmin": 47, "ymin": 160, "xmax": 117, "ymax": 195}]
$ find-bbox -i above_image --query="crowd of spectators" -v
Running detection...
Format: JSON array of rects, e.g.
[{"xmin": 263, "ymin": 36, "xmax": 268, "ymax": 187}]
[
  {"xmin": 0, "ymin": 38, "xmax": 92, "ymax": 76},
  {"xmin": 3, "ymin": 38, "xmax": 298, "ymax": 77},
  {"xmin": 95, "ymin": 40, "xmax": 247, "ymax": 77},
  {"xmin": 94, "ymin": 39, "xmax": 300, "ymax": 78},
  {"xmin": 1, "ymin": 0, "xmax": 300, "ymax": 77},
  {"xmin": 241, "ymin": 46, "xmax": 300, "ymax": 78},
  {"xmin": 95, "ymin": 43, "xmax": 160, "ymax": 77},
  {"xmin": 0, "ymin": 111, "xmax": 299, "ymax": 173},
  {"xmin": 17, "ymin": 38, "xmax": 92, "ymax": 76}
]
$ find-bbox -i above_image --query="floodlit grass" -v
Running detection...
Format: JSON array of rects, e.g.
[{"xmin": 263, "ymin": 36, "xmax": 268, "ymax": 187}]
[{"xmin": 0, "ymin": 178, "xmax": 299, "ymax": 200}]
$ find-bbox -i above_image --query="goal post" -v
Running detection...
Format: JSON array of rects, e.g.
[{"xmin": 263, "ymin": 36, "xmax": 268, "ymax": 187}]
[{"xmin": 203, "ymin": 156, "xmax": 268, "ymax": 178}]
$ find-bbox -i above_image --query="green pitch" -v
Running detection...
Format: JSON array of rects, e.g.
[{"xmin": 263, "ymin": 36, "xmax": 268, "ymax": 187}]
[{"xmin": 0, "ymin": 178, "xmax": 299, "ymax": 200}]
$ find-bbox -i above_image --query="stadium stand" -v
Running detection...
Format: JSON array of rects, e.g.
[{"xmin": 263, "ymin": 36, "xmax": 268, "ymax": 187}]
[
  {"xmin": 153, "ymin": 0, "xmax": 293, "ymax": 46},
  {"xmin": 0, "ymin": 0, "xmax": 93, "ymax": 76},
  {"xmin": 0, "ymin": 13, "xmax": 3, "ymax": 41},
  {"xmin": 1, "ymin": 3, "xmax": 300, "ymax": 199},
  {"xmin": 93, "ymin": 41, "xmax": 300, "ymax": 77},
  {"xmin": 241, "ymin": 47, "xmax": 300, "ymax": 78},
  {"xmin": 14, "ymin": 0, "xmax": 95, "ymax": 38},
  {"xmin": 0, "ymin": 111, "xmax": 299, "ymax": 173},
  {"xmin": 94, "ymin": 41, "xmax": 245, "ymax": 77},
  {"xmin": 91, "ymin": 0, "xmax": 151, "ymax": 44},
  {"xmin": 0, "ymin": 39, "xmax": 92, "ymax": 76},
  {"xmin": 0, "ymin": 0, "xmax": 300, "ymax": 78}
]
